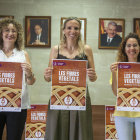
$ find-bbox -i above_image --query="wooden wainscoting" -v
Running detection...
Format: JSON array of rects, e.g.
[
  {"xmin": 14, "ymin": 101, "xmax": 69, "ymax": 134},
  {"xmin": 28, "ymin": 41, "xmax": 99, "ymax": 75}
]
[{"xmin": 2, "ymin": 105, "xmax": 136, "ymax": 140}]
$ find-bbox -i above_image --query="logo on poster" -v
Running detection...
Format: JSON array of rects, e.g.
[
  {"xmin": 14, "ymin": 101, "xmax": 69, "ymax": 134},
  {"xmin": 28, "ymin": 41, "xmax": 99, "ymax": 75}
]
[
  {"xmin": 53, "ymin": 62, "xmax": 66, "ymax": 66},
  {"xmin": 130, "ymin": 98, "xmax": 138, "ymax": 107},
  {"xmin": 35, "ymin": 130, "xmax": 41, "ymax": 138},
  {"xmin": 64, "ymin": 96, "xmax": 72, "ymax": 105},
  {"xmin": 118, "ymin": 64, "xmax": 131, "ymax": 69},
  {"xmin": 0, "ymin": 97, "xmax": 7, "ymax": 106},
  {"xmin": 115, "ymin": 133, "xmax": 118, "ymax": 139}
]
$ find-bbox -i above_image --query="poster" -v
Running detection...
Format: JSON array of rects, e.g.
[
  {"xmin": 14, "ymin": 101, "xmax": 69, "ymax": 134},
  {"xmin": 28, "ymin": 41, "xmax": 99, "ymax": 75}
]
[
  {"xmin": 117, "ymin": 62, "xmax": 140, "ymax": 111},
  {"xmin": 0, "ymin": 61, "xmax": 23, "ymax": 112},
  {"xmin": 106, "ymin": 106, "xmax": 118, "ymax": 140},
  {"xmin": 50, "ymin": 59, "xmax": 87, "ymax": 110},
  {"xmin": 25, "ymin": 104, "xmax": 48, "ymax": 140}
]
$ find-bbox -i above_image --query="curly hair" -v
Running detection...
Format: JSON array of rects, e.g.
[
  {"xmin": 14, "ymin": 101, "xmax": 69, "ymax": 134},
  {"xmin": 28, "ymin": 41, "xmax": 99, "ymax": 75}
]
[
  {"xmin": 59, "ymin": 16, "xmax": 85, "ymax": 53},
  {"xmin": 0, "ymin": 17, "xmax": 24, "ymax": 50},
  {"xmin": 117, "ymin": 32, "xmax": 140, "ymax": 62}
]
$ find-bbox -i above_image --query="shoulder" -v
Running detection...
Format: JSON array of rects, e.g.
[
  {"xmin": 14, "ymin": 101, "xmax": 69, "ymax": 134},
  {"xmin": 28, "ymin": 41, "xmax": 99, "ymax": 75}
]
[
  {"xmin": 51, "ymin": 45, "xmax": 58, "ymax": 53},
  {"xmin": 24, "ymin": 51, "xmax": 30, "ymax": 59},
  {"xmin": 101, "ymin": 33, "xmax": 107, "ymax": 37},
  {"xmin": 24, "ymin": 50, "xmax": 29, "ymax": 56},
  {"xmin": 84, "ymin": 45, "xmax": 93, "ymax": 55},
  {"xmin": 115, "ymin": 34, "xmax": 122, "ymax": 40},
  {"xmin": 50, "ymin": 45, "xmax": 59, "ymax": 59}
]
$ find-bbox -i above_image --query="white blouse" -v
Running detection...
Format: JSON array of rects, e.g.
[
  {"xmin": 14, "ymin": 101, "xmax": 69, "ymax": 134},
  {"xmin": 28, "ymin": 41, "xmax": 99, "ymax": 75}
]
[{"xmin": 0, "ymin": 48, "xmax": 30, "ymax": 109}]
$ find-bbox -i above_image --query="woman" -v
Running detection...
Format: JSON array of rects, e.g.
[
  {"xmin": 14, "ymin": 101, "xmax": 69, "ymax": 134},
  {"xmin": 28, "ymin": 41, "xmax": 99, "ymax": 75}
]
[
  {"xmin": 110, "ymin": 33, "xmax": 140, "ymax": 140},
  {"xmin": 44, "ymin": 17, "xmax": 97, "ymax": 140},
  {"xmin": 0, "ymin": 18, "xmax": 36, "ymax": 140}
]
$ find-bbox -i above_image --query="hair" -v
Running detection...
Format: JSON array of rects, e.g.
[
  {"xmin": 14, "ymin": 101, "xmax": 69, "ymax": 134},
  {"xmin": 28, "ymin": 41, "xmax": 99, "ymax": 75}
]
[
  {"xmin": 0, "ymin": 17, "xmax": 24, "ymax": 50},
  {"xmin": 117, "ymin": 32, "xmax": 140, "ymax": 62},
  {"xmin": 107, "ymin": 21, "xmax": 117, "ymax": 29},
  {"xmin": 59, "ymin": 16, "xmax": 85, "ymax": 53}
]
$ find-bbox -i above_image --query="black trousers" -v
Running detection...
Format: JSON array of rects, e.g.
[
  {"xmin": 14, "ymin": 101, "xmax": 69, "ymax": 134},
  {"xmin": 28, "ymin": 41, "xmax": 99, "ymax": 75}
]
[{"xmin": 0, "ymin": 109, "xmax": 27, "ymax": 140}]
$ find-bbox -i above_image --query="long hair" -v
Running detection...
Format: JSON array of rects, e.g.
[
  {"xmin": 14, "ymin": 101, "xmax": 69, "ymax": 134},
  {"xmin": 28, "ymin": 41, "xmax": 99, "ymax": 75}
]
[
  {"xmin": 117, "ymin": 32, "xmax": 140, "ymax": 62},
  {"xmin": 0, "ymin": 17, "xmax": 24, "ymax": 50},
  {"xmin": 59, "ymin": 16, "xmax": 85, "ymax": 53}
]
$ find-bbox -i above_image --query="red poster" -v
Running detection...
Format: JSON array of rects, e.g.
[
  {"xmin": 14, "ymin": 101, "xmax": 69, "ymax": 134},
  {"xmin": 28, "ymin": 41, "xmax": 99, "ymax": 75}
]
[
  {"xmin": 117, "ymin": 62, "xmax": 140, "ymax": 111},
  {"xmin": 106, "ymin": 106, "xmax": 118, "ymax": 140},
  {"xmin": 51, "ymin": 59, "xmax": 87, "ymax": 110},
  {"xmin": 25, "ymin": 104, "xmax": 48, "ymax": 140},
  {"xmin": 0, "ymin": 62, "xmax": 23, "ymax": 112}
]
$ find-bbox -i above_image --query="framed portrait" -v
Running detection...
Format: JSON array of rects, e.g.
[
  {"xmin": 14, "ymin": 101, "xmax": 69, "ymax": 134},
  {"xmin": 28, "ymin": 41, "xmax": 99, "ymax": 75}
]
[
  {"xmin": 98, "ymin": 18, "xmax": 125, "ymax": 49},
  {"xmin": 25, "ymin": 16, "xmax": 51, "ymax": 47},
  {"xmin": 60, "ymin": 17, "xmax": 87, "ymax": 43},
  {"xmin": 133, "ymin": 18, "xmax": 140, "ymax": 38},
  {"xmin": 0, "ymin": 15, "xmax": 14, "ymax": 19}
]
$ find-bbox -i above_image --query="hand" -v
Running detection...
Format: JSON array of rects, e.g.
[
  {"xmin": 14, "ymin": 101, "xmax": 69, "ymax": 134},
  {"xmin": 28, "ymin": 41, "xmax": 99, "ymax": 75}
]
[
  {"xmin": 110, "ymin": 62, "xmax": 118, "ymax": 73},
  {"xmin": 87, "ymin": 68, "xmax": 97, "ymax": 81},
  {"xmin": 44, "ymin": 67, "xmax": 53, "ymax": 79},
  {"xmin": 21, "ymin": 62, "xmax": 32, "ymax": 77}
]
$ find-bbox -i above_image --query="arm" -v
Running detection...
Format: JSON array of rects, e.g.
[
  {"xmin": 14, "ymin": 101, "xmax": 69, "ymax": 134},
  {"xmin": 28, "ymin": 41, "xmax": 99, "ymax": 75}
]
[
  {"xmin": 21, "ymin": 51, "xmax": 36, "ymax": 85},
  {"xmin": 84, "ymin": 45, "xmax": 97, "ymax": 82},
  {"xmin": 110, "ymin": 62, "xmax": 118, "ymax": 96},
  {"xmin": 44, "ymin": 46, "xmax": 58, "ymax": 82}
]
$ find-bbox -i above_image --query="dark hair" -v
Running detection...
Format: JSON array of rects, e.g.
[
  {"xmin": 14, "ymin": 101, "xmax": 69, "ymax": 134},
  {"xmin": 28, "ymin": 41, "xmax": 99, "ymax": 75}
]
[
  {"xmin": 117, "ymin": 32, "xmax": 140, "ymax": 62},
  {"xmin": 0, "ymin": 17, "xmax": 24, "ymax": 50}
]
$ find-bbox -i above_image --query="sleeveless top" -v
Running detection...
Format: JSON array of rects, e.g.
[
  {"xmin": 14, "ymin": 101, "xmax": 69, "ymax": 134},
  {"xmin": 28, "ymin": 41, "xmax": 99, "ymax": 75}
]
[
  {"xmin": 57, "ymin": 46, "xmax": 87, "ymax": 60},
  {"xmin": 0, "ymin": 48, "xmax": 30, "ymax": 109}
]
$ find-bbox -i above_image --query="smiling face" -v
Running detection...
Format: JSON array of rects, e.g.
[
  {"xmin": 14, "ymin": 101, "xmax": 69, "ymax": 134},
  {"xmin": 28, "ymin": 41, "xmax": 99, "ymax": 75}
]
[
  {"xmin": 34, "ymin": 25, "xmax": 42, "ymax": 35},
  {"xmin": 125, "ymin": 38, "xmax": 140, "ymax": 62},
  {"xmin": 106, "ymin": 24, "xmax": 117, "ymax": 38},
  {"xmin": 63, "ymin": 20, "xmax": 80, "ymax": 42},
  {"xmin": 2, "ymin": 23, "xmax": 17, "ymax": 45}
]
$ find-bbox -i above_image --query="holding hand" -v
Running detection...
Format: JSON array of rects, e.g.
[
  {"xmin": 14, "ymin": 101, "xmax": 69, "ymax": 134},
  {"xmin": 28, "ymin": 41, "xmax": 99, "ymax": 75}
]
[
  {"xmin": 21, "ymin": 62, "xmax": 32, "ymax": 77},
  {"xmin": 110, "ymin": 62, "xmax": 118, "ymax": 74},
  {"xmin": 44, "ymin": 67, "xmax": 53, "ymax": 82},
  {"xmin": 87, "ymin": 68, "xmax": 97, "ymax": 82}
]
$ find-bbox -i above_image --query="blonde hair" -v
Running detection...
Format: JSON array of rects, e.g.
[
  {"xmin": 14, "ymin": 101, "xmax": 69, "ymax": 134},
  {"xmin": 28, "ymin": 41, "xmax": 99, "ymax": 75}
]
[
  {"xmin": 59, "ymin": 16, "xmax": 85, "ymax": 53},
  {"xmin": 0, "ymin": 17, "xmax": 24, "ymax": 50}
]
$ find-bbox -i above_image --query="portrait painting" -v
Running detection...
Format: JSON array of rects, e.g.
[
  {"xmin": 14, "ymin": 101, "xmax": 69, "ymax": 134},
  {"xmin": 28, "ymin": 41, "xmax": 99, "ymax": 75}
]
[
  {"xmin": 98, "ymin": 18, "xmax": 125, "ymax": 49},
  {"xmin": 60, "ymin": 17, "xmax": 87, "ymax": 43},
  {"xmin": 25, "ymin": 16, "xmax": 51, "ymax": 47},
  {"xmin": 133, "ymin": 18, "xmax": 140, "ymax": 38}
]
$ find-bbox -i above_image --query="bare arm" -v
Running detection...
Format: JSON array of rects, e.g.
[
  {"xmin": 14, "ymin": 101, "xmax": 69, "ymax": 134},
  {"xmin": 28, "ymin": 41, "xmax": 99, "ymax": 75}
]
[
  {"xmin": 110, "ymin": 62, "xmax": 118, "ymax": 96},
  {"xmin": 21, "ymin": 51, "xmax": 36, "ymax": 85},
  {"xmin": 44, "ymin": 46, "xmax": 58, "ymax": 82},
  {"xmin": 84, "ymin": 45, "xmax": 97, "ymax": 82}
]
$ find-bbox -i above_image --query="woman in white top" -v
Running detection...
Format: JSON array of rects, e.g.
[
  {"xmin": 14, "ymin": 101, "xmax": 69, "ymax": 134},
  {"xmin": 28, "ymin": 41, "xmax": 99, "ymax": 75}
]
[{"xmin": 0, "ymin": 18, "xmax": 36, "ymax": 140}]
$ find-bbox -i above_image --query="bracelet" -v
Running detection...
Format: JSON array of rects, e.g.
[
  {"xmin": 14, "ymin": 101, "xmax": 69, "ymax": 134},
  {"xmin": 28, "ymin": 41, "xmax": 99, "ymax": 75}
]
[{"xmin": 25, "ymin": 72, "xmax": 34, "ymax": 80}]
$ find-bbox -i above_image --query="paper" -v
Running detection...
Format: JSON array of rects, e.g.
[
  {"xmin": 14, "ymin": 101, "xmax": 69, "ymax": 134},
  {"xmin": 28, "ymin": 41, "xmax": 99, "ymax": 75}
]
[
  {"xmin": 25, "ymin": 104, "xmax": 48, "ymax": 140},
  {"xmin": 50, "ymin": 59, "xmax": 87, "ymax": 110},
  {"xmin": 0, "ymin": 62, "xmax": 23, "ymax": 112},
  {"xmin": 106, "ymin": 106, "xmax": 118, "ymax": 140},
  {"xmin": 117, "ymin": 62, "xmax": 140, "ymax": 111}
]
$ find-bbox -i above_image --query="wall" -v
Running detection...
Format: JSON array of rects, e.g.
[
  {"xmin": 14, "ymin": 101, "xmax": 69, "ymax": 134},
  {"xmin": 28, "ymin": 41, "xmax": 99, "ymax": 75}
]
[{"xmin": 0, "ymin": 0, "xmax": 140, "ymax": 105}]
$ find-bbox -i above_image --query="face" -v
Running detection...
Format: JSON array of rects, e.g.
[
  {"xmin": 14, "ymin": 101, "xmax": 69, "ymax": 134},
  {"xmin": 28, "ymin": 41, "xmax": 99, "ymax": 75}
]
[
  {"xmin": 106, "ymin": 24, "xmax": 117, "ymax": 38},
  {"xmin": 34, "ymin": 25, "xmax": 42, "ymax": 35},
  {"xmin": 2, "ymin": 23, "xmax": 17, "ymax": 44},
  {"xmin": 63, "ymin": 20, "xmax": 80, "ymax": 42},
  {"xmin": 125, "ymin": 38, "xmax": 140, "ymax": 62}
]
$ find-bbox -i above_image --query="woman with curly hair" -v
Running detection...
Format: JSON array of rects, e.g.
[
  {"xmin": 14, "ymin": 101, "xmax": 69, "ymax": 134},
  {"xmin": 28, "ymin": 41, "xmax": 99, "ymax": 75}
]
[
  {"xmin": 0, "ymin": 18, "xmax": 36, "ymax": 140},
  {"xmin": 44, "ymin": 16, "xmax": 97, "ymax": 140},
  {"xmin": 110, "ymin": 32, "xmax": 140, "ymax": 140}
]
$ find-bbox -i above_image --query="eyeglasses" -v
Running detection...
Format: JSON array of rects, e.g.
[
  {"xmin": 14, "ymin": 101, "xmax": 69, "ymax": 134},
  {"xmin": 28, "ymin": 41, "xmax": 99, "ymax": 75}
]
[
  {"xmin": 126, "ymin": 44, "xmax": 139, "ymax": 48},
  {"xmin": 3, "ymin": 29, "xmax": 17, "ymax": 34}
]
